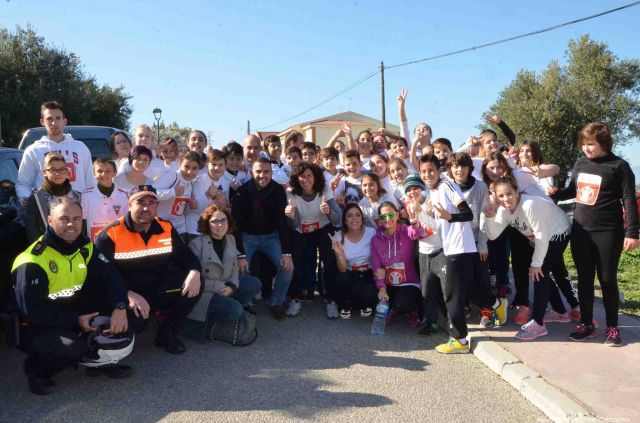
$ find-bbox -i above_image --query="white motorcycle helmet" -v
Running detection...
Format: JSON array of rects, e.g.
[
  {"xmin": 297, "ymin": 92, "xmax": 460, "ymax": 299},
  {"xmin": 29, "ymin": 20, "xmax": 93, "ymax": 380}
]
[{"xmin": 79, "ymin": 316, "xmax": 135, "ymax": 368}]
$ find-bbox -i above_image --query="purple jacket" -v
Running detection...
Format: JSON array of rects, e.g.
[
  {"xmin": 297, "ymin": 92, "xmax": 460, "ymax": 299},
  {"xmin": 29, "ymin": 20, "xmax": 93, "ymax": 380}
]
[{"xmin": 371, "ymin": 223, "xmax": 423, "ymax": 289}]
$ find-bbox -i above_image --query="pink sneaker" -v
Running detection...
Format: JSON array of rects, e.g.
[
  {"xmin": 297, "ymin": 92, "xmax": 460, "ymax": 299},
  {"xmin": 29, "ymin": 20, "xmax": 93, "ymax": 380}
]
[
  {"xmin": 516, "ymin": 320, "xmax": 548, "ymax": 340},
  {"xmin": 408, "ymin": 311, "xmax": 421, "ymax": 329},
  {"xmin": 543, "ymin": 310, "xmax": 571, "ymax": 323},
  {"xmin": 513, "ymin": 305, "xmax": 531, "ymax": 326},
  {"xmin": 385, "ymin": 310, "xmax": 397, "ymax": 326}
]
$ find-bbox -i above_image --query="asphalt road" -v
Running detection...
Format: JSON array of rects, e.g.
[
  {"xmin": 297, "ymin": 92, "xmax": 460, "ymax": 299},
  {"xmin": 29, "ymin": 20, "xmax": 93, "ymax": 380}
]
[{"xmin": 0, "ymin": 300, "xmax": 547, "ymax": 423}]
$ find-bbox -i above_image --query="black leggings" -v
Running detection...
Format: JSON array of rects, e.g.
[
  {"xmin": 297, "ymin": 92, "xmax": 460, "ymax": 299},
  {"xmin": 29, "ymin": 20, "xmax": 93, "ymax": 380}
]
[
  {"xmin": 443, "ymin": 253, "xmax": 473, "ymax": 340},
  {"xmin": 571, "ymin": 222, "xmax": 624, "ymax": 327},
  {"xmin": 487, "ymin": 228, "xmax": 510, "ymax": 295},
  {"xmin": 530, "ymin": 236, "xmax": 569, "ymax": 325},
  {"xmin": 334, "ymin": 270, "xmax": 378, "ymax": 311},
  {"xmin": 289, "ymin": 225, "xmax": 337, "ymax": 300}
]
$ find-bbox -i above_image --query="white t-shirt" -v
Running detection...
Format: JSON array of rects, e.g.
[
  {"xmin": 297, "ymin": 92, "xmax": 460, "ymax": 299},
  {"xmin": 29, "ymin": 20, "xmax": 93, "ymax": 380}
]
[
  {"xmin": 341, "ymin": 227, "xmax": 376, "ymax": 270},
  {"xmin": 334, "ymin": 175, "xmax": 363, "ymax": 205},
  {"xmin": 429, "ymin": 178, "xmax": 477, "ymax": 256},
  {"xmin": 117, "ymin": 152, "xmax": 170, "ymax": 185},
  {"xmin": 417, "ymin": 207, "xmax": 442, "ymax": 255},
  {"xmin": 81, "ymin": 186, "xmax": 129, "ymax": 241}
]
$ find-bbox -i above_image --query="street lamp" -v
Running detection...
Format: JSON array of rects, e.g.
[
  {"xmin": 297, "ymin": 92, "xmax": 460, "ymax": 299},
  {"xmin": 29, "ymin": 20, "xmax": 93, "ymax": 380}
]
[{"xmin": 152, "ymin": 107, "xmax": 162, "ymax": 143}]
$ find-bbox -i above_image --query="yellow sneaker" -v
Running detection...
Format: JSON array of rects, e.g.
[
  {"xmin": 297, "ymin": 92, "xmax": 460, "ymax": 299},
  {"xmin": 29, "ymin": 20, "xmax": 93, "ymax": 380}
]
[
  {"xmin": 495, "ymin": 297, "xmax": 508, "ymax": 326},
  {"xmin": 436, "ymin": 337, "xmax": 470, "ymax": 354}
]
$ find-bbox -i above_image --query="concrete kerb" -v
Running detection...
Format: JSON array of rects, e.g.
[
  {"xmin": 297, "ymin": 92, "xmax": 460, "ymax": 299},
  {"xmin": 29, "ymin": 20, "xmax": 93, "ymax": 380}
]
[{"xmin": 467, "ymin": 330, "xmax": 596, "ymax": 423}]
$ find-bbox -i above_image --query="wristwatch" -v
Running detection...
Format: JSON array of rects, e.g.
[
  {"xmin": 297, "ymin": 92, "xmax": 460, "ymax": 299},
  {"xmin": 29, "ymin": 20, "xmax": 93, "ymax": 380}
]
[{"xmin": 115, "ymin": 301, "xmax": 127, "ymax": 310}]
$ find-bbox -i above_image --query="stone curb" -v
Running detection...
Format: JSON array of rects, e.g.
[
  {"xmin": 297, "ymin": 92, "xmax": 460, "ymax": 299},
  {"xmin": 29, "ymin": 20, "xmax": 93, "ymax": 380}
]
[{"xmin": 467, "ymin": 330, "xmax": 598, "ymax": 423}]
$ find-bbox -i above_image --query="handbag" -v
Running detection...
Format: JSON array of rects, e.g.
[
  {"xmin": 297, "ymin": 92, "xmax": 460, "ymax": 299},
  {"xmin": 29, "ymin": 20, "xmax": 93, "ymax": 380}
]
[{"xmin": 207, "ymin": 309, "xmax": 258, "ymax": 346}]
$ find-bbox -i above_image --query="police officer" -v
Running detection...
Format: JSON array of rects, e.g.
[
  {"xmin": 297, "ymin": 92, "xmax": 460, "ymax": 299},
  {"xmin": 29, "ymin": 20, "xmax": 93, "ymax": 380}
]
[
  {"xmin": 96, "ymin": 185, "xmax": 202, "ymax": 354},
  {"xmin": 11, "ymin": 198, "xmax": 132, "ymax": 395}
]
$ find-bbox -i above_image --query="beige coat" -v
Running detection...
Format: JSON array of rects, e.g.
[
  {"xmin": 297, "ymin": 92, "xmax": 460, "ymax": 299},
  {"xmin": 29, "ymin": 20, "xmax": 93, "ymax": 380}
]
[{"xmin": 187, "ymin": 234, "xmax": 240, "ymax": 322}]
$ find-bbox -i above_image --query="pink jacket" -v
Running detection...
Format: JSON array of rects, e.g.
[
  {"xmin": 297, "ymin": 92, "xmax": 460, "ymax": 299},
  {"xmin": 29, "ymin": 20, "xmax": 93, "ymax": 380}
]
[{"xmin": 371, "ymin": 223, "xmax": 424, "ymax": 288}]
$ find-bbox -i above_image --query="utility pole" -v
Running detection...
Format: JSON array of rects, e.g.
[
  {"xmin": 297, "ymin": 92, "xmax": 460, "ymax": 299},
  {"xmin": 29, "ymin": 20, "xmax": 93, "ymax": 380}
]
[
  {"xmin": 247, "ymin": 120, "xmax": 251, "ymax": 135},
  {"xmin": 380, "ymin": 61, "xmax": 386, "ymax": 128}
]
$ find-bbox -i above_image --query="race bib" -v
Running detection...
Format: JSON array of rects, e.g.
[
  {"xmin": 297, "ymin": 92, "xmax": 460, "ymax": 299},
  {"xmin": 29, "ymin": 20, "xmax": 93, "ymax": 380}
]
[
  {"xmin": 89, "ymin": 219, "xmax": 112, "ymax": 242},
  {"xmin": 301, "ymin": 221, "xmax": 320, "ymax": 233},
  {"xmin": 66, "ymin": 163, "xmax": 76, "ymax": 182},
  {"xmin": 171, "ymin": 197, "xmax": 190, "ymax": 216},
  {"xmin": 576, "ymin": 173, "xmax": 602, "ymax": 206},
  {"xmin": 386, "ymin": 262, "xmax": 407, "ymax": 286},
  {"xmin": 351, "ymin": 263, "xmax": 370, "ymax": 272}
]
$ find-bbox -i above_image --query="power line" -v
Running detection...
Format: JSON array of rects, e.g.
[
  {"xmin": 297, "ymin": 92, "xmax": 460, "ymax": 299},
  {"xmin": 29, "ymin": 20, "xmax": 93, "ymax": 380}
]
[
  {"xmin": 257, "ymin": 69, "xmax": 380, "ymax": 130},
  {"xmin": 257, "ymin": 1, "xmax": 640, "ymax": 130},
  {"xmin": 385, "ymin": 1, "xmax": 640, "ymax": 69}
]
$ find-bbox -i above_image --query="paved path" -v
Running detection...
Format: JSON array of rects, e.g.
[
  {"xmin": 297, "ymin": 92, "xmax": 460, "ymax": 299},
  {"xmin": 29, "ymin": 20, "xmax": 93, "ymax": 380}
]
[
  {"xmin": 0, "ymin": 300, "xmax": 547, "ymax": 423},
  {"xmin": 473, "ymin": 300, "xmax": 640, "ymax": 422}
]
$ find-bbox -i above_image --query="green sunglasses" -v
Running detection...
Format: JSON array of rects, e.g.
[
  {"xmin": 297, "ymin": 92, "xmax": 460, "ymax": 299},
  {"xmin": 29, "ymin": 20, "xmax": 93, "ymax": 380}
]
[{"xmin": 379, "ymin": 211, "xmax": 397, "ymax": 220}]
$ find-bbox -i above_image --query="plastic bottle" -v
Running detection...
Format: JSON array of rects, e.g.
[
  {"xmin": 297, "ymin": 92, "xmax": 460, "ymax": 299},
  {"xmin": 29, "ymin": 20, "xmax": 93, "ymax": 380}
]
[{"xmin": 371, "ymin": 300, "xmax": 389, "ymax": 336}]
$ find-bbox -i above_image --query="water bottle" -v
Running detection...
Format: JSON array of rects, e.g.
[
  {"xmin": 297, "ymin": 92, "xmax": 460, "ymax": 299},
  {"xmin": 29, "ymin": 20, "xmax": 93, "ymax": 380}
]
[{"xmin": 371, "ymin": 300, "xmax": 389, "ymax": 336}]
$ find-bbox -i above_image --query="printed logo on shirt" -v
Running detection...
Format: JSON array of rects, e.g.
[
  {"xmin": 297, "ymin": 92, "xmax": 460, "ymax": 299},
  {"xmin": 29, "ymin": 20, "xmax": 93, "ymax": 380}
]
[
  {"xmin": 171, "ymin": 197, "xmax": 190, "ymax": 216},
  {"xmin": 301, "ymin": 221, "xmax": 320, "ymax": 233},
  {"xmin": 66, "ymin": 163, "xmax": 76, "ymax": 182},
  {"xmin": 386, "ymin": 262, "xmax": 407, "ymax": 286},
  {"xmin": 576, "ymin": 173, "xmax": 602, "ymax": 206},
  {"xmin": 113, "ymin": 205, "xmax": 122, "ymax": 215}
]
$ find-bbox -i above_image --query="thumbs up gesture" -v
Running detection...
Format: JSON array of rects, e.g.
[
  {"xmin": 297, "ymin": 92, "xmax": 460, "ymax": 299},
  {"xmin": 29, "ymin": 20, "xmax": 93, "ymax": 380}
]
[
  {"xmin": 320, "ymin": 194, "xmax": 330, "ymax": 215},
  {"xmin": 285, "ymin": 198, "xmax": 296, "ymax": 219}
]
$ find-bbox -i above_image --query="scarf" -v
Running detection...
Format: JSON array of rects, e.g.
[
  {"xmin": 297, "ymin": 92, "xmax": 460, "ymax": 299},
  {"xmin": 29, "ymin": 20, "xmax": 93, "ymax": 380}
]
[{"xmin": 42, "ymin": 178, "xmax": 72, "ymax": 197}]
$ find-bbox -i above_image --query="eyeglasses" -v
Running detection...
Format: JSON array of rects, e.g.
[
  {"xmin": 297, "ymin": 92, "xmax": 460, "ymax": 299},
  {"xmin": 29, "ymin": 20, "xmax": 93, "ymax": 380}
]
[
  {"xmin": 209, "ymin": 218, "xmax": 228, "ymax": 225},
  {"xmin": 45, "ymin": 167, "xmax": 68, "ymax": 175},
  {"xmin": 379, "ymin": 212, "xmax": 397, "ymax": 220}
]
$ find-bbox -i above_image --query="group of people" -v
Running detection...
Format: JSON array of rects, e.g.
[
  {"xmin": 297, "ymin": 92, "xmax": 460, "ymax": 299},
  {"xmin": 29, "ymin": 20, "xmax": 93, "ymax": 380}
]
[{"xmin": 1, "ymin": 92, "xmax": 638, "ymax": 395}]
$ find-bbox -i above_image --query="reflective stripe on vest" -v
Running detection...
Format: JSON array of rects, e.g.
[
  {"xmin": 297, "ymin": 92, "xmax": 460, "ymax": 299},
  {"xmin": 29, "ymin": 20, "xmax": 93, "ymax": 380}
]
[
  {"xmin": 107, "ymin": 217, "xmax": 173, "ymax": 261},
  {"xmin": 12, "ymin": 238, "xmax": 93, "ymax": 300}
]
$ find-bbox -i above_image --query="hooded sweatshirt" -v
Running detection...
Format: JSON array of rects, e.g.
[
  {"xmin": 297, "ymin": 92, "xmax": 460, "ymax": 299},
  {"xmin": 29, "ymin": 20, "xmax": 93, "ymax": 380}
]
[
  {"xmin": 371, "ymin": 223, "xmax": 424, "ymax": 289},
  {"xmin": 16, "ymin": 134, "xmax": 94, "ymax": 200}
]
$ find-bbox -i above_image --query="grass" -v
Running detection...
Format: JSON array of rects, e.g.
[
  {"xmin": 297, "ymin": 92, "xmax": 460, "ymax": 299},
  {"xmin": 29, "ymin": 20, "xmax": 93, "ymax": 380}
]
[{"xmin": 563, "ymin": 247, "xmax": 640, "ymax": 317}]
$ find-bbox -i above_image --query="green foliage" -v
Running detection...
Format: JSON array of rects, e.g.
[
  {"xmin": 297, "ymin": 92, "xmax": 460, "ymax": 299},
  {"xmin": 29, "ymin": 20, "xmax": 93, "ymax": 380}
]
[
  {"xmin": 152, "ymin": 121, "xmax": 194, "ymax": 150},
  {"xmin": 487, "ymin": 35, "xmax": 640, "ymax": 183},
  {"xmin": 0, "ymin": 25, "xmax": 132, "ymax": 146}
]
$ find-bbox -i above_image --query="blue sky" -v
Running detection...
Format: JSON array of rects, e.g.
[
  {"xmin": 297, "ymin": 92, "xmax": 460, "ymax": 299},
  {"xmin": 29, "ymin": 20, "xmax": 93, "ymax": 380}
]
[{"xmin": 1, "ymin": 0, "xmax": 639, "ymax": 169}]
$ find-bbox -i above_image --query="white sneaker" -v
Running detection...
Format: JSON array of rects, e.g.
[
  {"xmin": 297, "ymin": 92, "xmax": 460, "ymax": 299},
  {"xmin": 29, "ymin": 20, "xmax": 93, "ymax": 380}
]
[
  {"xmin": 286, "ymin": 300, "xmax": 301, "ymax": 317},
  {"xmin": 326, "ymin": 301, "xmax": 339, "ymax": 319}
]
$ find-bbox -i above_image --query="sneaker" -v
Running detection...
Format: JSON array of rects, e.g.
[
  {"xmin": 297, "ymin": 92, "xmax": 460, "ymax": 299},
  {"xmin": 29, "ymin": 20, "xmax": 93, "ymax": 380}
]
[
  {"xmin": 326, "ymin": 301, "xmax": 339, "ymax": 319},
  {"xmin": 271, "ymin": 304, "xmax": 287, "ymax": 321},
  {"xmin": 23, "ymin": 357, "xmax": 55, "ymax": 396},
  {"xmin": 543, "ymin": 310, "xmax": 571, "ymax": 323},
  {"xmin": 604, "ymin": 327, "xmax": 622, "ymax": 347},
  {"xmin": 155, "ymin": 324, "xmax": 186, "ymax": 354},
  {"xmin": 570, "ymin": 307, "xmax": 581, "ymax": 322},
  {"xmin": 516, "ymin": 320, "xmax": 548, "ymax": 340},
  {"xmin": 436, "ymin": 337, "xmax": 470, "ymax": 354},
  {"xmin": 513, "ymin": 305, "xmax": 531, "ymax": 326},
  {"xmin": 568, "ymin": 323, "xmax": 596, "ymax": 341},
  {"xmin": 385, "ymin": 309, "xmax": 397, "ymax": 326},
  {"xmin": 286, "ymin": 300, "xmax": 302, "ymax": 317},
  {"xmin": 493, "ymin": 297, "xmax": 508, "ymax": 326},
  {"xmin": 479, "ymin": 308, "xmax": 498, "ymax": 328},
  {"xmin": 339, "ymin": 309, "xmax": 352, "ymax": 319},
  {"xmin": 85, "ymin": 364, "xmax": 134, "ymax": 379},
  {"xmin": 408, "ymin": 311, "xmax": 421, "ymax": 329},
  {"xmin": 360, "ymin": 307, "xmax": 373, "ymax": 317}
]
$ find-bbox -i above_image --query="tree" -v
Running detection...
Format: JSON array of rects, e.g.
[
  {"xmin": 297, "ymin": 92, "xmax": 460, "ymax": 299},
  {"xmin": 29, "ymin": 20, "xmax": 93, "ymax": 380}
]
[
  {"xmin": 0, "ymin": 25, "xmax": 132, "ymax": 146},
  {"xmin": 152, "ymin": 121, "xmax": 193, "ymax": 150},
  {"xmin": 486, "ymin": 35, "xmax": 640, "ymax": 181}
]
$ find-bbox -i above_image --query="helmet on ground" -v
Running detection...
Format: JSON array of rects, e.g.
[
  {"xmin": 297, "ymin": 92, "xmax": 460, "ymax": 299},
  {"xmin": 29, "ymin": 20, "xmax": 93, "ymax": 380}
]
[{"xmin": 79, "ymin": 315, "xmax": 135, "ymax": 368}]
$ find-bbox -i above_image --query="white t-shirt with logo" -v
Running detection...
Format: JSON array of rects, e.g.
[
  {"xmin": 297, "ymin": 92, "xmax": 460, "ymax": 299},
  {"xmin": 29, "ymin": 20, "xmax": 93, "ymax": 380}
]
[
  {"xmin": 81, "ymin": 187, "xmax": 129, "ymax": 241},
  {"xmin": 341, "ymin": 227, "xmax": 376, "ymax": 271},
  {"xmin": 429, "ymin": 179, "xmax": 477, "ymax": 256}
]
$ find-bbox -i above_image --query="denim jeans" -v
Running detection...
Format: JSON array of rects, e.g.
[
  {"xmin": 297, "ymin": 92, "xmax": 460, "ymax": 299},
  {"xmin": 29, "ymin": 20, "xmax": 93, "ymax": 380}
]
[
  {"xmin": 242, "ymin": 232, "xmax": 293, "ymax": 307},
  {"xmin": 207, "ymin": 274, "xmax": 262, "ymax": 324}
]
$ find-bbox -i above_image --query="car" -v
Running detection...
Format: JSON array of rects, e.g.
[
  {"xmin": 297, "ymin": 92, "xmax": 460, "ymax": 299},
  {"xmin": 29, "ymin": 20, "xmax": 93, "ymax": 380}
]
[
  {"xmin": 18, "ymin": 126, "xmax": 128, "ymax": 160},
  {"xmin": 0, "ymin": 147, "xmax": 23, "ymax": 184}
]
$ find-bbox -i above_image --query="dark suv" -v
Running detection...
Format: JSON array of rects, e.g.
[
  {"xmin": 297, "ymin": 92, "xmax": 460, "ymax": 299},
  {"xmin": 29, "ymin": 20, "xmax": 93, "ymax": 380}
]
[{"xmin": 19, "ymin": 126, "xmax": 128, "ymax": 160}]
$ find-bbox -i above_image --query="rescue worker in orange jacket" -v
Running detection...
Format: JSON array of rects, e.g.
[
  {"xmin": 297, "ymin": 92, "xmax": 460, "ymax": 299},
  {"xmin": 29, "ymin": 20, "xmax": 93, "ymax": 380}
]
[{"xmin": 96, "ymin": 185, "xmax": 202, "ymax": 354}]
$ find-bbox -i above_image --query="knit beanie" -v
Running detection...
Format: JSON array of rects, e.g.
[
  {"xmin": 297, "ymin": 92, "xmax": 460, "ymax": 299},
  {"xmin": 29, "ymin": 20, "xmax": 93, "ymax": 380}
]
[{"xmin": 403, "ymin": 173, "xmax": 426, "ymax": 193}]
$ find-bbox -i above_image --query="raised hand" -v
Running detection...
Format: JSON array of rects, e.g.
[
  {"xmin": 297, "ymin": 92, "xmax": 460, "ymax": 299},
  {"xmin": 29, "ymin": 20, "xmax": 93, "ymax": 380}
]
[
  {"xmin": 342, "ymin": 124, "xmax": 352, "ymax": 137},
  {"xmin": 330, "ymin": 172, "xmax": 343, "ymax": 191},
  {"xmin": 285, "ymin": 198, "xmax": 296, "ymax": 219},
  {"xmin": 320, "ymin": 195, "xmax": 330, "ymax": 215},
  {"xmin": 433, "ymin": 203, "xmax": 452, "ymax": 221},
  {"xmin": 484, "ymin": 197, "xmax": 497, "ymax": 219},
  {"xmin": 397, "ymin": 89, "xmax": 408, "ymax": 108},
  {"xmin": 330, "ymin": 234, "xmax": 344, "ymax": 256},
  {"xmin": 484, "ymin": 113, "xmax": 501, "ymax": 125}
]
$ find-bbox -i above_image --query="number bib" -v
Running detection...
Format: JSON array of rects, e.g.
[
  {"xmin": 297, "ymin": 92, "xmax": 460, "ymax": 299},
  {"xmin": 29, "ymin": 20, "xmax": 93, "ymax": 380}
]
[
  {"xmin": 171, "ymin": 197, "xmax": 190, "ymax": 216},
  {"xmin": 386, "ymin": 262, "xmax": 407, "ymax": 286}
]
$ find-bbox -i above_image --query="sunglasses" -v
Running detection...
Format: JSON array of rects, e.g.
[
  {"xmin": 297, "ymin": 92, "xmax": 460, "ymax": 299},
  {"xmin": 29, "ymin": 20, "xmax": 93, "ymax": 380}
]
[
  {"xmin": 209, "ymin": 218, "xmax": 228, "ymax": 225},
  {"xmin": 379, "ymin": 212, "xmax": 397, "ymax": 220}
]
